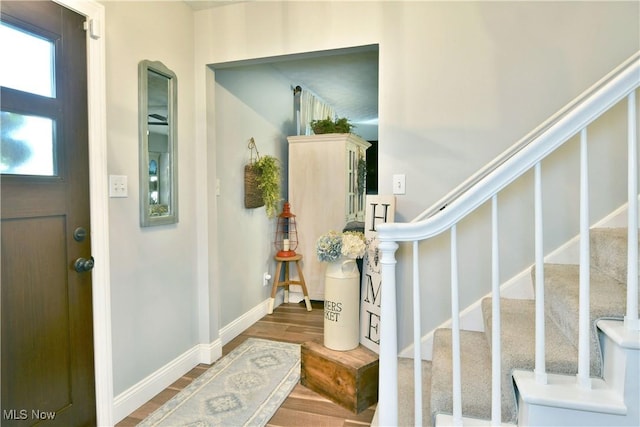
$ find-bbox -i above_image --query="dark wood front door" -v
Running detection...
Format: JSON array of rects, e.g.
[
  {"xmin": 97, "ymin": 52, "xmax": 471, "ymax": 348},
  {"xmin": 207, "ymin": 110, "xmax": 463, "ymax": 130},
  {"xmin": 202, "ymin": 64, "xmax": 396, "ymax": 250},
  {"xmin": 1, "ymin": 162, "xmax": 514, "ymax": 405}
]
[{"xmin": 1, "ymin": 1, "xmax": 96, "ymax": 425}]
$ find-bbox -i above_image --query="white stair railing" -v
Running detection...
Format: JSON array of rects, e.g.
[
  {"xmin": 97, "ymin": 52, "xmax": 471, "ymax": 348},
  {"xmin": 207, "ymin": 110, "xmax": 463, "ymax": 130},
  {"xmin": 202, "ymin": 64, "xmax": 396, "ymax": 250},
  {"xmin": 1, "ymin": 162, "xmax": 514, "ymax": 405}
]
[
  {"xmin": 577, "ymin": 128, "xmax": 592, "ymax": 389},
  {"xmin": 412, "ymin": 241, "xmax": 423, "ymax": 426},
  {"xmin": 376, "ymin": 52, "xmax": 640, "ymax": 426},
  {"xmin": 450, "ymin": 225, "xmax": 462, "ymax": 426},
  {"xmin": 627, "ymin": 90, "xmax": 639, "ymax": 332},
  {"xmin": 490, "ymin": 194, "xmax": 502, "ymax": 424},
  {"xmin": 533, "ymin": 162, "xmax": 547, "ymax": 385}
]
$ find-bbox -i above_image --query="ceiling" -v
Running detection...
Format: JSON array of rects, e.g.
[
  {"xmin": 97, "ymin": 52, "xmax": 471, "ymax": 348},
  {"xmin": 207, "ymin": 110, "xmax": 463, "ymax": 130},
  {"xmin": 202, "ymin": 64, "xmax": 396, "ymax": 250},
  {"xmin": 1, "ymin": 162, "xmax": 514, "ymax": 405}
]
[
  {"xmin": 184, "ymin": 1, "xmax": 379, "ymax": 125},
  {"xmin": 268, "ymin": 49, "xmax": 379, "ymax": 124}
]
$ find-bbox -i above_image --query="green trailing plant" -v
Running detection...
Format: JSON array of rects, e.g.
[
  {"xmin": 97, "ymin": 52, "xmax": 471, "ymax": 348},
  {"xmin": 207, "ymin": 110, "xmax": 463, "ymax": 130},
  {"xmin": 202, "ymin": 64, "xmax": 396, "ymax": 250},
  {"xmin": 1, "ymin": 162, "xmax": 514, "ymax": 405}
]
[
  {"xmin": 254, "ymin": 155, "xmax": 281, "ymax": 218},
  {"xmin": 310, "ymin": 116, "xmax": 355, "ymax": 134}
]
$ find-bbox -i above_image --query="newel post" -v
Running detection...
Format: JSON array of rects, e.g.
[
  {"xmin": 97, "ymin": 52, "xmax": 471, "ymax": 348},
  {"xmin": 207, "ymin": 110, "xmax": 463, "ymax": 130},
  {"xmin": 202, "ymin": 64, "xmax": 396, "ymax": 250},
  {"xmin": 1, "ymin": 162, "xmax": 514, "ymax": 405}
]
[{"xmin": 378, "ymin": 240, "xmax": 399, "ymax": 426}]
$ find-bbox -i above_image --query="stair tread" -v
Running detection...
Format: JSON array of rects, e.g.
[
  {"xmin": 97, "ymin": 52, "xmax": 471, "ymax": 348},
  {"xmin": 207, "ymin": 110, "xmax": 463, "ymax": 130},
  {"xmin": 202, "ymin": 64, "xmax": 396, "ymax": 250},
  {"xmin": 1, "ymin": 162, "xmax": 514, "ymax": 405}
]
[
  {"xmin": 430, "ymin": 329, "xmax": 492, "ymax": 421},
  {"xmin": 398, "ymin": 358, "xmax": 432, "ymax": 426},
  {"xmin": 482, "ymin": 298, "xmax": 578, "ymax": 375},
  {"xmin": 590, "ymin": 228, "xmax": 638, "ymax": 285},
  {"xmin": 543, "ymin": 263, "xmax": 634, "ymax": 377},
  {"xmin": 482, "ymin": 298, "xmax": 579, "ymax": 423},
  {"xmin": 543, "ymin": 263, "xmax": 628, "ymax": 318},
  {"xmin": 598, "ymin": 319, "xmax": 640, "ymax": 349}
]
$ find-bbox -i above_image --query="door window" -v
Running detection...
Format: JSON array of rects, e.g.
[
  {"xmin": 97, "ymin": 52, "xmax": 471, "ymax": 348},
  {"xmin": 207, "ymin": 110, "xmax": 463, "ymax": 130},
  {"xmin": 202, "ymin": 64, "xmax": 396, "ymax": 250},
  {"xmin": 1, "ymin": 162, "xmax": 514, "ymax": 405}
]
[
  {"xmin": 0, "ymin": 22, "xmax": 54, "ymax": 97},
  {"xmin": 0, "ymin": 21, "xmax": 58, "ymax": 176},
  {"xmin": 0, "ymin": 112, "xmax": 55, "ymax": 175}
]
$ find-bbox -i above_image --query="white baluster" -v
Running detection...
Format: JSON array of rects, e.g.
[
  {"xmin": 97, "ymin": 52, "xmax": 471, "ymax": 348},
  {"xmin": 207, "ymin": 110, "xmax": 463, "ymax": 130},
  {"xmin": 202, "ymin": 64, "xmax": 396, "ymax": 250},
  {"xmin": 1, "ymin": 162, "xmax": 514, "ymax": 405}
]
[
  {"xmin": 451, "ymin": 225, "xmax": 462, "ymax": 426},
  {"xmin": 491, "ymin": 195, "xmax": 502, "ymax": 424},
  {"xmin": 534, "ymin": 162, "xmax": 547, "ymax": 384},
  {"xmin": 577, "ymin": 128, "xmax": 591, "ymax": 389},
  {"xmin": 379, "ymin": 240, "xmax": 399, "ymax": 426},
  {"xmin": 412, "ymin": 241, "xmax": 422, "ymax": 426},
  {"xmin": 627, "ymin": 90, "xmax": 639, "ymax": 331}
]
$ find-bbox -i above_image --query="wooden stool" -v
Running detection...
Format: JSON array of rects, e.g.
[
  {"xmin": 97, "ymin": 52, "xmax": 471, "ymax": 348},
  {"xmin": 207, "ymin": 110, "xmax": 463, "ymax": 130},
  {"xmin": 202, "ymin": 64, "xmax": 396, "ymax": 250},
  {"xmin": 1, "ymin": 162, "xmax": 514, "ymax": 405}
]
[{"xmin": 268, "ymin": 254, "xmax": 312, "ymax": 314}]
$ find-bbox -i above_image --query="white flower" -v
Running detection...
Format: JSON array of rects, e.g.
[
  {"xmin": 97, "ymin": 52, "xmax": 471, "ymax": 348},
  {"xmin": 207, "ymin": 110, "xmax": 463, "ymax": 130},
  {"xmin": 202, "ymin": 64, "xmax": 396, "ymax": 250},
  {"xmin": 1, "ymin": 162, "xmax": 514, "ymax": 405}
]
[{"xmin": 340, "ymin": 231, "xmax": 366, "ymax": 259}]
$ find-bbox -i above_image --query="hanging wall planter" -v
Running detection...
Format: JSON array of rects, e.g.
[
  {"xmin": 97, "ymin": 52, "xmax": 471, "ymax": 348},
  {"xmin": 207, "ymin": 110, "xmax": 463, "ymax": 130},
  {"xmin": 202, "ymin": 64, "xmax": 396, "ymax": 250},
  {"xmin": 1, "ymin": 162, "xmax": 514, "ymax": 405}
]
[
  {"xmin": 243, "ymin": 138, "xmax": 281, "ymax": 218},
  {"xmin": 244, "ymin": 138, "xmax": 264, "ymax": 209}
]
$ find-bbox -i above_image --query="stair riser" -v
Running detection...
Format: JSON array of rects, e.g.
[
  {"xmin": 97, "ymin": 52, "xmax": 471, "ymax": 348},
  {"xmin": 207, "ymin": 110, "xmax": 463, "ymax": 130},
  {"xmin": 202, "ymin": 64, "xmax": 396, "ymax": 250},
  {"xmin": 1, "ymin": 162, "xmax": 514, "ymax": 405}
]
[
  {"xmin": 623, "ymin": 349, "xmax": 640, "ymax": 425},
  {"xmin": 600, "ymin": 329, "xmax": 628, "ymax": 395}
]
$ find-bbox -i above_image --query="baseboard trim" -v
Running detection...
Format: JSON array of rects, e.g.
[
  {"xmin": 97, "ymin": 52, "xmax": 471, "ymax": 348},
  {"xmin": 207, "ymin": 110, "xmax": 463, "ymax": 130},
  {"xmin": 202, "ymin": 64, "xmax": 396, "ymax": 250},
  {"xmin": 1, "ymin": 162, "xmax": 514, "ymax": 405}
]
[
  {"xmin": 219, "ymin": 298, "xmax": 271, "ymax": 346},
  {"xmin": 112, "ymin": 299, "xmax": 274, "ymax": 423},
  {"xmin": 112, "ymin": 344, "xmax": 202, "ymax": 423},
  {"xmin": 198, "ymin": 339, "xmax": 223, "ymax": 365}
]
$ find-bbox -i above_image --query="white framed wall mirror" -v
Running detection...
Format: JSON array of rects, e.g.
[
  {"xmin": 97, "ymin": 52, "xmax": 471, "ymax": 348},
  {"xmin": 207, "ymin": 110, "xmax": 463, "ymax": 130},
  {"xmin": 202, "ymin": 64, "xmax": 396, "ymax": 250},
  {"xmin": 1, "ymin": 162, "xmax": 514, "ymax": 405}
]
[{"xmin": 138, "ymin": 60, "xmax": 178, "ymax": 226}]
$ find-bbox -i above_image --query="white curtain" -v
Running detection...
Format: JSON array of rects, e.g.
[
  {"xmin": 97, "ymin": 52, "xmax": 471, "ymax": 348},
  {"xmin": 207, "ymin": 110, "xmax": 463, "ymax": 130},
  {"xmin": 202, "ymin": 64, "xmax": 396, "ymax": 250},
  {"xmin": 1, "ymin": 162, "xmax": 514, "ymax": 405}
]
[{"xmin": 298, "ymin": 88, "xmax": 336, "ymax": 135}]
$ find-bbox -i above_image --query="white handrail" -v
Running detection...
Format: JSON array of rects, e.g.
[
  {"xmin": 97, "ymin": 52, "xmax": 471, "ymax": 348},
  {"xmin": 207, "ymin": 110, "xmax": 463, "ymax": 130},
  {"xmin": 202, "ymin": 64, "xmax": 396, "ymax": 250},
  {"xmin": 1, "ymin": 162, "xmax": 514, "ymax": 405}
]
[
  {"xmin": 412, "ymin": 52, "xmax": 640, "ymax": 223},
  {"xmin": 376, "ymin": 52, "xmax": 640, "ymax": 426},
  {"xmin": 381, "ymin": 53, "xmax": 639, "ymax": 243}
]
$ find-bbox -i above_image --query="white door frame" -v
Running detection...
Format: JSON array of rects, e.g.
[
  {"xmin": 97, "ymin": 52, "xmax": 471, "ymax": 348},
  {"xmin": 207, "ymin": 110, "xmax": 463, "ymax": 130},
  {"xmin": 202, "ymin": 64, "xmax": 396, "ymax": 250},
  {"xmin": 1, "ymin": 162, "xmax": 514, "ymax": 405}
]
[{"xmin": 52, "ymin": 0, "xmax": 113, "ymax": 425}]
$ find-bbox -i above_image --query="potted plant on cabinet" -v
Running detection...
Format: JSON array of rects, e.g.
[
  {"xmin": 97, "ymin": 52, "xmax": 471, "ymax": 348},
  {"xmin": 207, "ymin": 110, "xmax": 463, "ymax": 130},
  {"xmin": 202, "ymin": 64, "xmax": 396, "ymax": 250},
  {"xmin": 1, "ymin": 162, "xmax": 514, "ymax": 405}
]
[{"xmin": 310, "ymin": 116, "xmax": 355, "ymax": 134}]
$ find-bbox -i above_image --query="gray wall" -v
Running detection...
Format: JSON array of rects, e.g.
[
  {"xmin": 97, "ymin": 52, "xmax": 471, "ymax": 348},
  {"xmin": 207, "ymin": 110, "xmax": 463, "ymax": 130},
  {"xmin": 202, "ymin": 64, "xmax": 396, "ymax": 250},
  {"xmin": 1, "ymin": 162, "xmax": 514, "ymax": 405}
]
[
  {"xmin": 103, "ymin": 1, "xmax": 197, "ymax": 395},
  {"xmin": 195, "ymin": 1, "xmax": 639, "ymax": 348},
  {"xmin": 101, "ymin": 0, "xmax": 639, "ymax": 398},
  {"xmin": 213, "ymin": 64, "xmax": 295, "ymax": 326}
]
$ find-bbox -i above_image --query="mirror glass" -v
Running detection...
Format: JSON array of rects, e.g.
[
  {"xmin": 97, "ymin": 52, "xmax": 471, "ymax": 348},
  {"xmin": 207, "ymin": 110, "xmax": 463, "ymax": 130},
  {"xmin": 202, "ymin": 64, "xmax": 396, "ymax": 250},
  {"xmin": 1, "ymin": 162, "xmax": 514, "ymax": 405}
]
[{"xmin": 139, "ymin": 60, "xmax": 177, "ymax": 226}]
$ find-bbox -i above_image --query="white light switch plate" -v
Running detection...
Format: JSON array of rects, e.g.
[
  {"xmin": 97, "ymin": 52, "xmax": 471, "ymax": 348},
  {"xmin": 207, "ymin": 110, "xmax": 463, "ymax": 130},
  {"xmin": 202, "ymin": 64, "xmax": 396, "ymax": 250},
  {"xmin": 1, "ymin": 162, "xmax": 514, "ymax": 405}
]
[
  {"xmin": 109, "ymin": 175, "xmax": 128, "ymax": 198},
  {"xmin": 393, "ymin": 174, "xmax": 406, "ymax": 195}
]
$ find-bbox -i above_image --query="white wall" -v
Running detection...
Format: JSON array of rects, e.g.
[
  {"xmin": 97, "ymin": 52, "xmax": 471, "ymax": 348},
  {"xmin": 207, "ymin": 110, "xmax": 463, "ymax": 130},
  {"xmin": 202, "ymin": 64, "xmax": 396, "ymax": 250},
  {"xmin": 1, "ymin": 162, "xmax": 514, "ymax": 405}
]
[
  {"xmin": 194, "ymin": 1, "xmax": 639, "ymax": 345},
  {"xmin": 102, "ymin": 1, "xmax": 198, "ymax": 395}
]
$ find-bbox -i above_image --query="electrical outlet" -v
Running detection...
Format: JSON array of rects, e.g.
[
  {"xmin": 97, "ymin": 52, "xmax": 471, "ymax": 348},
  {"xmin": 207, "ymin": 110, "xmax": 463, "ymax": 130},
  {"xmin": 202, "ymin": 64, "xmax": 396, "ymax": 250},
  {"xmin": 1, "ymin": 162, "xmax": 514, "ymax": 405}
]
[
  {"xmin": 109, "ymin": 175, "xmax": 128, "ymax": 198},
  {"xmin": 263, "ymin": 272, "xmax": 272, "ymax": 287}
]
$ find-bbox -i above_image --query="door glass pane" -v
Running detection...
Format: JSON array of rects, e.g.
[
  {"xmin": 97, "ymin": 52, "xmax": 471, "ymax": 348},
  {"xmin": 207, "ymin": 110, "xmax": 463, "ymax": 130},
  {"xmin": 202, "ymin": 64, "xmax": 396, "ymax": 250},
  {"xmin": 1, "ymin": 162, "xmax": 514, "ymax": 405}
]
[
  {"xmin": 0, "ymin": 22, "xmax": 54, "ymax": 98},
  {"xmin": 1, "ymin": 111, "xmax": 56, "ymax": 176}
]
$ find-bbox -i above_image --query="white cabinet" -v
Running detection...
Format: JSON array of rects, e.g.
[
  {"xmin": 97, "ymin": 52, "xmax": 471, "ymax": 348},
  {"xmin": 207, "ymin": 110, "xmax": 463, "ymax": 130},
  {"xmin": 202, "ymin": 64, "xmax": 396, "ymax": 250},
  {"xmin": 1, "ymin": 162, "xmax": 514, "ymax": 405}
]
[{"xmin": 287, "ymin": 133, "xmax": 371, "ymax": 300}]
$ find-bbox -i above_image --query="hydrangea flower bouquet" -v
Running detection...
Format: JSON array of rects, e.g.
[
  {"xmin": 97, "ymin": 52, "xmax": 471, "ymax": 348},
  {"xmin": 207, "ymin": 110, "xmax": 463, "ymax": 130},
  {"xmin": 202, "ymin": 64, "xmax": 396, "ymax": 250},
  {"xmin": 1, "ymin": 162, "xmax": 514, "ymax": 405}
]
[{"xmin": 316, "ymin": 230, "xmax": 366, "ymax": 262}]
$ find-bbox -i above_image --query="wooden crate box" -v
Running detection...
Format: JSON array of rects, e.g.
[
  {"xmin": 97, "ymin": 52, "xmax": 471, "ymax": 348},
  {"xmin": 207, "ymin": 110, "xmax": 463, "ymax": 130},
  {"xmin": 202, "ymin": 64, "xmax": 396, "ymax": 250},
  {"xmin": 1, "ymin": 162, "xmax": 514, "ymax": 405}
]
[{"xmin": 300, "ymin": 340, "xmax": 379, "ymax": 413}]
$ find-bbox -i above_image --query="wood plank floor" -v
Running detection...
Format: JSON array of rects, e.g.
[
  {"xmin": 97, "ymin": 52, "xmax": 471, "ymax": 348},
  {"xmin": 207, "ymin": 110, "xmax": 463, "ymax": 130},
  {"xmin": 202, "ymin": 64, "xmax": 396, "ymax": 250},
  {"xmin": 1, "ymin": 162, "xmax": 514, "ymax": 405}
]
[{"xmin": 116, "ymin": 301, "xmax": 377, "ymax": 426}]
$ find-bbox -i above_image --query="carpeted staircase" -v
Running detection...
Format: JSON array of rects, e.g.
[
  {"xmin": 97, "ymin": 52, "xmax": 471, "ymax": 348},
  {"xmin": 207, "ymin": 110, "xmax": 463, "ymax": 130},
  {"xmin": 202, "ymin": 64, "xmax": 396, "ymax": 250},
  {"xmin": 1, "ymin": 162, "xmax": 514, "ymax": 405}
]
[{"xmin": 397, "ymin": 227, "xmax": 638, "ymax": 426}]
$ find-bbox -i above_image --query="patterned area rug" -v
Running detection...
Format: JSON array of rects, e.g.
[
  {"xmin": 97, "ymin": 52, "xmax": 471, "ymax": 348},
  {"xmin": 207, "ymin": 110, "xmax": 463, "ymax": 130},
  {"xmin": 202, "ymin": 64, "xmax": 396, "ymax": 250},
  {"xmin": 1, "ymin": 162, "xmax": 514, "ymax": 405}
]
[{"xmin": 139, "ymin": 338, "xmax": 300, "ymax": 426}]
